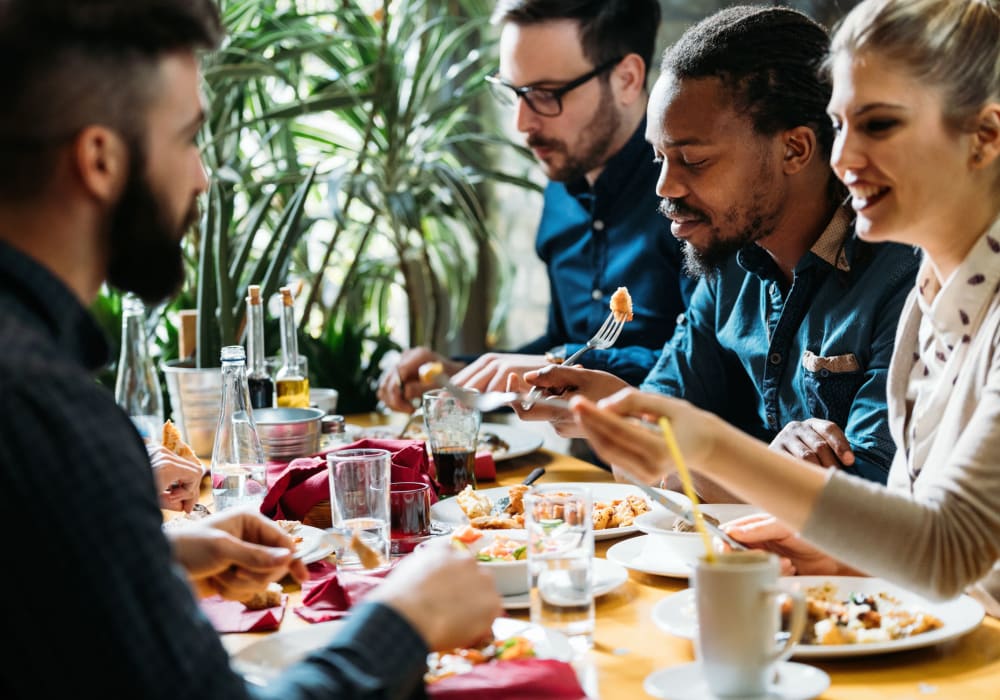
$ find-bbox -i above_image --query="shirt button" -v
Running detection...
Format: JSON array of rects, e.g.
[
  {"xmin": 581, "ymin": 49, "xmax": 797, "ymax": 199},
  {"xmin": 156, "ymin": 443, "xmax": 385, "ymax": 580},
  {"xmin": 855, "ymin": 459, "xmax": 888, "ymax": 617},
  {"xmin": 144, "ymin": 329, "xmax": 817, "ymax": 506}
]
[
  {"xmin": 593, "ymin": 220, "xmax": 605, "ymax": 231},
  {"xmin": 591, "ymin": 289, "xmax": 602, "ymax": 300},
  {"xmin": 767, "ymin": 414, "xmax": 777, "ymax": 428},
  {"xmin": 769, "ymin": 353, "xmax": 782, "ymax": 365}
]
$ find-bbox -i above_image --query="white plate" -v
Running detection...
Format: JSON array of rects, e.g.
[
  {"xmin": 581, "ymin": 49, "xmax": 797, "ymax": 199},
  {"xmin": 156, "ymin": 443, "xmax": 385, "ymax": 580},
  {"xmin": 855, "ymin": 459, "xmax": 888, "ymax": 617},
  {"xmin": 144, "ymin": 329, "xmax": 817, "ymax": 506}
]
[
  {"xmin": 605, "ymin": 534, "xmax": 695, "ymax": 578},
  {"xmin": 651, "ymin": 576, "xmax": 985, "ymax": 658},
  {"xmin": 430, "ymin": 482, "xmax": 690, "ymax": 542},
  {"xmin": 644, "ymin": 661, "xmax": 829, "ymax": 700},
  {"xmin": 503, "ymin": 557, "xmax": 630, "ymax": 610},
  {"xmin": 229, "ymin": 616, "xmax": 574, "ymax": 685},
  {"xmin": 287, "ymin": 523, "xmax": 335, "ymax": 565},
  {"xmin": 350, "ymin": 421, "xmax": 544, "ymax": 462}
]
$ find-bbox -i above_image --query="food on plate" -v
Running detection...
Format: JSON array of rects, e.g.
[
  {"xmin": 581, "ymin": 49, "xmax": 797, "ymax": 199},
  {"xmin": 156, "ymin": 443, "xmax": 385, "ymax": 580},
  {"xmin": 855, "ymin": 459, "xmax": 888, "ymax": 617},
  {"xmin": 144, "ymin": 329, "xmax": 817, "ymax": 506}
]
[
  {"xmin": 162, "ymin": 419, "xmax": 198, "ymax": 462},
  {"xmin": 425, "ymin": 635, "xmax": 536, "ymax": 683},
  {"xmin": 450, "ymin": 525, "xmax": 526, "ymax": 561},
  {"xmin": 787, "ymin": 582, "xmax": 945, "ymax": 645},
  {"xmin": 456, "ymin": 485, "xmax": 493, "ymax": 519},
  {"xmin": 363, "ymin": 426, "xmax": 511, "ymax": 458},
  {"xmin": 671, "ymin": 512, "xmax": 720, "ymax": 532},
  {"xmin": 456, "ymin": 485, "xmax": 649, "ymax": 531},
  {"xmin": 273, "ymin": 519, "xmax": 305, "ymax": 550},
  {"xmin": 610, "ymin": 286, "xmax": 633, "ymax": 323},
  {"xmin": 240, "ymin": 581, "xmax": 283, "ymax": 610},
  {"xmin": 591, "ymin": 494, "xmax": 650, "ymax": 530}
]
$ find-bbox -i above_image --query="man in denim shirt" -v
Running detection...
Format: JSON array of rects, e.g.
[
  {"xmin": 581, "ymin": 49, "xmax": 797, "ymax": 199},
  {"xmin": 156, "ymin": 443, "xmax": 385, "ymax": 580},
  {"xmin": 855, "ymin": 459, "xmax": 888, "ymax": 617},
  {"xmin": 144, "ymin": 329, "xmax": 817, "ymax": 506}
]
[
  {"xmin": 512, "ymin": 6, "xmax": 919, "ymax": 499},
  {"xmin": 377, "ymin": 0, "xmax": 692, "ymax": 410}
]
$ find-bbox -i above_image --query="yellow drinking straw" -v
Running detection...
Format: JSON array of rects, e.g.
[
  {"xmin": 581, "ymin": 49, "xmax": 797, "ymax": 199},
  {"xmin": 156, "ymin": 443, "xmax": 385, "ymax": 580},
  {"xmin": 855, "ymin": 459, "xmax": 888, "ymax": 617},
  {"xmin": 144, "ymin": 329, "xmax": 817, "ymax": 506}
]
[{"xmin": 658, "ymin": 416, "xmax": 715, "ymax": 563}]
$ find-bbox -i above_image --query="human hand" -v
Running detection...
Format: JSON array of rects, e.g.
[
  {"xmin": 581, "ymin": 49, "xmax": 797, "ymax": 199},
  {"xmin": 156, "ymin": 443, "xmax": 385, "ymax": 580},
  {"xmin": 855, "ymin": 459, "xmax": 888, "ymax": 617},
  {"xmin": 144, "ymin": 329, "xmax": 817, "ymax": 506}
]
[
  {"xmin": 148, "ymin": 443, "xmax": 205, "ymax": 513},
  {"xmin": 450, "ymin": 352, "xmax": 548, "ymax": 393},
  {"xmin": 167, "ymin": 508, "xmax": 309, "ymax": 600},
  {"xmin": 376, "ymin": 348, "xmax": 464, "ymax": 413},
  {"xmin": 570, "ymin": 388, "xmax": 719, "ymax": 483},
  {"xmin": 508, "ymin": 366, "xmax": 627, "ymax": 437},
  {"xmin": 769, "ymin": 418, "xmax": 855, "ymax": 468},
  {"xmin": 370, "ymin": 541, "xmax": 502, "ymax": 652},
  {"xmin": 722, "ymin": 513, "xmax": 851, "ymax": 576}
]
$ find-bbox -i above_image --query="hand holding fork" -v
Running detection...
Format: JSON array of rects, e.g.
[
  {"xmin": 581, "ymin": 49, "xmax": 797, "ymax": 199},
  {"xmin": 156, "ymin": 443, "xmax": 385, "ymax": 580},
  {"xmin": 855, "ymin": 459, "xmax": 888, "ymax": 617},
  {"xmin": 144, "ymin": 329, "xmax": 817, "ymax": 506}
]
[{"xmin": 520, "ymin": 310, "xmax": 626, "ymax": 409}]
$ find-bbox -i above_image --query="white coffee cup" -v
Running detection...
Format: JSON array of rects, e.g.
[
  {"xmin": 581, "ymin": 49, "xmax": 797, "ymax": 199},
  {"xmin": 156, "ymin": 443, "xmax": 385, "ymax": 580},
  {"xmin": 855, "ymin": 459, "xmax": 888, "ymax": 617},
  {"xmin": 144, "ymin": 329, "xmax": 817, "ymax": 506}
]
[{"xmin": 692, "ymin": 550, "xmax": 806, "ymax": 696}]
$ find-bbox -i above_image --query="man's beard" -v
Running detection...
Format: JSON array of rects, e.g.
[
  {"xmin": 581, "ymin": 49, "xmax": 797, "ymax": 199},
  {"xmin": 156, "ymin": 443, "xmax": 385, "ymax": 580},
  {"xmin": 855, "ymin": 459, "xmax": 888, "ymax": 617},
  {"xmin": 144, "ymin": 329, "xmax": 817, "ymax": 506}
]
[
  {"xmin": 659, "ymin": 196, "xmax": 778, "ymax": 279},
  {"xmin": 526, "ymin": 80, "xmax": 621, "ymax": 183},
  {"xmin": 106, "ymin": 150, "xmax": 197, "ymax": 305}
]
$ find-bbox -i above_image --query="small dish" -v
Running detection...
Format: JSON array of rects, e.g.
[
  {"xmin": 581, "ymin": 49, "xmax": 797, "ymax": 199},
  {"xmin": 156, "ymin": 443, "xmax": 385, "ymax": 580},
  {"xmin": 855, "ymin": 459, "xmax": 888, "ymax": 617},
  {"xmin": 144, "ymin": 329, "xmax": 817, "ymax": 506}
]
[{"xmin": 643, "ymin": 661, "xmax": 830, "ymax": 700}]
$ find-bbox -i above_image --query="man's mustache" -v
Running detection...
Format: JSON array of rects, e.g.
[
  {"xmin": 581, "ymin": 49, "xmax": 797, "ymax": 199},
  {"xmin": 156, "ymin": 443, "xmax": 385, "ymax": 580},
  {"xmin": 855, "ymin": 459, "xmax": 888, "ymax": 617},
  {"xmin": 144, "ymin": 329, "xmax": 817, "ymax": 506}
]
[
  {"xmin": 527, "ymin": 135, "xmax": 561, "ymax": 150},
  {"xmin": 658, "ymin": 198, "xmax": 706, "ymax": 222}
]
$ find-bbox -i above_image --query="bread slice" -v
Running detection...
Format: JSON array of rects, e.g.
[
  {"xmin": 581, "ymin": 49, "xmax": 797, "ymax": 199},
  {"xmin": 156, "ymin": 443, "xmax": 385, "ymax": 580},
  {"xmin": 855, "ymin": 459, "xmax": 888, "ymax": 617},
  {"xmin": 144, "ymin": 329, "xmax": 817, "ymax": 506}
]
[{"xmin": 162, "ymin": 420, "xmax": 198, "ymax": 462}]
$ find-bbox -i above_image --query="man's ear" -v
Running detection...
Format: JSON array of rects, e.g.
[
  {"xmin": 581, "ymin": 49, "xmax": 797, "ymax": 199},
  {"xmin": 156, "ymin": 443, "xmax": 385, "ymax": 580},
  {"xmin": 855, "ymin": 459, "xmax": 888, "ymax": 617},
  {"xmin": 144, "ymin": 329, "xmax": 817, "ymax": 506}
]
[
  {"xmin": 780, "ymin": 125, "xmax": 818, "ymax": 175},
  {"xmin": 970, "ymin": 102, "xmax": 1000, "ymax": 169},
  {"xmin": 613, "ymin": 53, "xmax": 646, "ymax": 107},
  {"xmin": 72, "ymin": 125, "xmax": 128, "ymax": 203}
]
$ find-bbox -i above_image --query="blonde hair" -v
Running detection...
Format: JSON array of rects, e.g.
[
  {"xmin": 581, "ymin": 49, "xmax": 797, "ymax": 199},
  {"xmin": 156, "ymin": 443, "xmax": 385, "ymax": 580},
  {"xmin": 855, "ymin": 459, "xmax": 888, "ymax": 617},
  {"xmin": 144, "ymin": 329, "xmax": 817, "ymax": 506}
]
[{"xmin": 830, "ymin": 0, "xmax": 1000, "ymax": 133}]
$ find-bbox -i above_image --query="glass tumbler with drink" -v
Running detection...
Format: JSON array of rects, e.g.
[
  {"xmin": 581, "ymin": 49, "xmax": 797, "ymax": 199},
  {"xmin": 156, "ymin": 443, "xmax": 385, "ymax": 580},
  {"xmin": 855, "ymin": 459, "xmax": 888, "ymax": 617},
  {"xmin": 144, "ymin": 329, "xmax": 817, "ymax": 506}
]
[
  {"xmin": 525, "ymin": 485, "xmax": 595, "ymax": 657},
  {"xmin": 422, "ymin": 388, "xmax": 480, "ymax": 498},
  {"xmin": 326, "ymin": 448, "xmax": 391, "ymax": 571}
]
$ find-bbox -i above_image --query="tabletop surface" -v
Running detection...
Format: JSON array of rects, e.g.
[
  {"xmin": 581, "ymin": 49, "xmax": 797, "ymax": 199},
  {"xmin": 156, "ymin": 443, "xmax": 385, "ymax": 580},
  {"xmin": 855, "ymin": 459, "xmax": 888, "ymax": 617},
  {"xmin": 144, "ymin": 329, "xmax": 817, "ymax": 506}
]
[{"xmin": 209, "ymin": 413, "xmax": 1000, "ymax": 700}]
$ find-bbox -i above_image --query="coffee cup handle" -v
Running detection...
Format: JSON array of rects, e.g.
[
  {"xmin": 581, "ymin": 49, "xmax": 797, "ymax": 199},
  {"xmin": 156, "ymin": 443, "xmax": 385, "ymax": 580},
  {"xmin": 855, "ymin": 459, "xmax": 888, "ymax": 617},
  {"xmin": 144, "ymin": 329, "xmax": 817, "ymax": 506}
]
[{"xmin": 764, "ymin": 587, "xmax": 806, "ymax": 664}]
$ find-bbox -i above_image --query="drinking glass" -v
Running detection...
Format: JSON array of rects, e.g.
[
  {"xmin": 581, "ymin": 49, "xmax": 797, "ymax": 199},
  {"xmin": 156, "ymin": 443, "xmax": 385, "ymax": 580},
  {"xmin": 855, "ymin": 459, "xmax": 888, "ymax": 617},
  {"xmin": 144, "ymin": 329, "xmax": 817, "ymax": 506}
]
[
  {"xmin": 422, "ymin": 388, "xmax": 480, "ymax": 498},
  {"xmin": 389, "ymin": 481, "xmax": 432, "ymax": 555},
  {"xmin": 326, "ymin": 448, "xmax": 391, "ymax": 571},
  {"xmin": 525, "ymin": 485, "xmax": 594, "ymax": 657}
]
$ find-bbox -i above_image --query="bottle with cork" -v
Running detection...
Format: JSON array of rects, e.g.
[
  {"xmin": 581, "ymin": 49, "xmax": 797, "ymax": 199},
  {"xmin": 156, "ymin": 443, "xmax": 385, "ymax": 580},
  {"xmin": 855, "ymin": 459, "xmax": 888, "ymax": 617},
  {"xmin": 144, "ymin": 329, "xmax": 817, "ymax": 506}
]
[
  {"xmin": 275, "ymin": 285, "xmax": 310, "ymax": 408},
  {"xmin": 245, "ymin": 285, "xmax": 273, "ymax": 409}
]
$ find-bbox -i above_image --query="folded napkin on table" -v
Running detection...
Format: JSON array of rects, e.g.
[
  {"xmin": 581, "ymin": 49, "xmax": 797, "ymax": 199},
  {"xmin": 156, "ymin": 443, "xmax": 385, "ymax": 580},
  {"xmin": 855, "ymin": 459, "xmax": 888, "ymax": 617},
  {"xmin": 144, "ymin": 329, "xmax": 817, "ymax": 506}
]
[
  {"xmin": 199, "ymin": 594, "xmax": 288, "ymax": 633},
  {"xmin": 293, "ymin": 559, "xmax": 398, "ymax": 623},
  {"xmin": 428, "ymin": 658, "xmax": 588, "ymax": 700},
  {"xmin": 260, "ymin": 438, "xmax": 438, "ymax": 521}
]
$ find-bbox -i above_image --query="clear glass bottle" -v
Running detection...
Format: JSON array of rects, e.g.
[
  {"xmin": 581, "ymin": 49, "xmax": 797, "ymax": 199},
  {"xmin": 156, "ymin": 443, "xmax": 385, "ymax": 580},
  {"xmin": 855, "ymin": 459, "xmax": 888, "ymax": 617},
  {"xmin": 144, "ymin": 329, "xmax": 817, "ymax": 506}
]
[
  {"xmin": 245, "ymin": 284, "xmax": 273, "ymax": 409},
  {"xmin": 210, "ymin": 345, "xmax": 267, "ymax": 511},
  {"xmin": 114, "ymin": 293, "xmax": 164, "ymax": 442},
  {"xmin": 275, "ymin": 285, "xmax": 310, "ymax": 408}
]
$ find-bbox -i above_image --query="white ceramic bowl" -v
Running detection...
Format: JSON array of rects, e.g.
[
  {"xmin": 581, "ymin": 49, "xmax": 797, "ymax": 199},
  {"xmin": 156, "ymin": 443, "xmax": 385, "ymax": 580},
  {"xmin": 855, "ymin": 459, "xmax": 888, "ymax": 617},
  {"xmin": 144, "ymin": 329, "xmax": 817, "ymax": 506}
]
[
  {"xmin": 419, "ymin": 530, "xmax": 529, "ymax": 596},
  {"xmin": 309, "ymin": 387, "xmax": 339, "ymax": 414},
  {"xmin": 634, "ymin": 504, "xmax": 764, "ymax": 566}
]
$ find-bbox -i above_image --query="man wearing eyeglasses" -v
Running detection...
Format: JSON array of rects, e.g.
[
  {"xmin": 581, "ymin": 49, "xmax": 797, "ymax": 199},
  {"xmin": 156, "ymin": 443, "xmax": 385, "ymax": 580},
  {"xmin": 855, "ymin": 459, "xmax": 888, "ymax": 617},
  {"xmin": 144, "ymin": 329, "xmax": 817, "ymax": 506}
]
[{"xmin": 378, "ymin": 0, "xmax": 692, "ymax": 423}]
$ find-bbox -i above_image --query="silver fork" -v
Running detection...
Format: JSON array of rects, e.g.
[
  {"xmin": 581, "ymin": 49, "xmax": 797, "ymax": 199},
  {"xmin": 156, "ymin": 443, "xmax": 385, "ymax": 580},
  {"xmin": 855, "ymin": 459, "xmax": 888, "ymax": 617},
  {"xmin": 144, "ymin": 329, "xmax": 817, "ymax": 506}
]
[
  {"xmin": 521, "ymin": 311, "xmax": 626, "ymax": 409},
  {"xmin": 423, "ymin": 368, "xmax": 560, "ymax": 413}
]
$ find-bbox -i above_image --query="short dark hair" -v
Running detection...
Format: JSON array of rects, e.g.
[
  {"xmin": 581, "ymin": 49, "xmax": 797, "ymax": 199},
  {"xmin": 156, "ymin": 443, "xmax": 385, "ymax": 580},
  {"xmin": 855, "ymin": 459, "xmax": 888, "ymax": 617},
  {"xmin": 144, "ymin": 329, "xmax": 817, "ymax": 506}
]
[
  {"xmin": 0, "ymin": 0, "xmax": 223, "ymax": 199},
  {"xmin": 660, "ymin": 5, "xmax": 834, "ymax": 158},
  {"xmin": 491, "ymin": 0, "xmax": 661, "ymax": 81}
]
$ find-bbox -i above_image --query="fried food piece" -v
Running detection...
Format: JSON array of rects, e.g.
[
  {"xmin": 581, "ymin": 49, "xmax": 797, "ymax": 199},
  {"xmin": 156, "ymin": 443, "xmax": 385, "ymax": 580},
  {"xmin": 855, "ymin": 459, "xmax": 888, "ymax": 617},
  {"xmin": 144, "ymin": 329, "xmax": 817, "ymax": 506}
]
[
  {"xmin": 456, "ymin": 485, "xmax": 492, "ymax": 519},
  {"xmin": 610, "ymin": 286, "xmax": 633, "ymax": 323},
  {"xmin": 506, "ymin": 484, "xmax": 529, "ymax": 515},
  {"xmin": 418, "ymin": 361, "xmax": 445, "ymax": 384},
  {"xmin": 592, "ymin": 505, "xmax": 614, "ymax": 530},
  {"xmin": 162, "ymin": 419, "xmax": 198, "ymax": 462},
  {"xmin": 469, "ymin": 515, "xmax": 524, "ymax": 529},
  {"xmin": 240, "ymin": 581, "xmax": 283, "ymax": 610}
]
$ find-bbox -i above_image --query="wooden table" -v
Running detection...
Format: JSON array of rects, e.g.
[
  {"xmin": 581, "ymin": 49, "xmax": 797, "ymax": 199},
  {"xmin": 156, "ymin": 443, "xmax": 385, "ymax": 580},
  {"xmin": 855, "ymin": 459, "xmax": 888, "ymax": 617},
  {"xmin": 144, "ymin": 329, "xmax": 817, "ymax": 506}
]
[{"xmin": 216, "ymin": 414, "xmax": 1000, "ymax": 699}]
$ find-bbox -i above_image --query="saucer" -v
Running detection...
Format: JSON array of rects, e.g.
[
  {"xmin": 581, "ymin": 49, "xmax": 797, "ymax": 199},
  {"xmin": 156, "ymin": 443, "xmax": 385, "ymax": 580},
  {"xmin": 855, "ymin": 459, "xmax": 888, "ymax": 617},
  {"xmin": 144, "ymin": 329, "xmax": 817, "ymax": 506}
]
[
  {"xmin": 502, "ymin": 557, "xmax": 629, "ymax": 610},
  {"xmin": 643, "ymin": 661, "xmax": 830, "ymax": 700},
  {"xmin": 605, "ymin": 535, "xmax": 693, "ymax": 578}
]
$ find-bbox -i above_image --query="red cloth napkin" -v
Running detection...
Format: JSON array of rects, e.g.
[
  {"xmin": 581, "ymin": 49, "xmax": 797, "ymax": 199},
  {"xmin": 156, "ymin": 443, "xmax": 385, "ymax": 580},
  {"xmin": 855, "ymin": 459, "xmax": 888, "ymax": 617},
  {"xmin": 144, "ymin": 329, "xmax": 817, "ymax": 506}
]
[
  {"xmin": 292, "ymin": 559, "xmax": 396, "ymax": 623},
  {"xmin": 428, "ymin": 658, "xmax": 587, "ymax": 699},
  {"xmin": 198, "ymin": 594, "xmax": 288, "ymax": 633},
  {"xmin": 260, "ymin": 438, "xmax": 438, "ymax": 520}
]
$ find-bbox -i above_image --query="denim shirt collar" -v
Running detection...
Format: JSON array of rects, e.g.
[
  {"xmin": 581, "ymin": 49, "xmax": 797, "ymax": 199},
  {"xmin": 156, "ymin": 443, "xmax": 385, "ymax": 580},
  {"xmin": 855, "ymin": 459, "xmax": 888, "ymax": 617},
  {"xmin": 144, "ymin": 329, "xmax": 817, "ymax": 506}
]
[
  {"xmin": 0, "ymin": 239, "xmax": 109, "ymax": 371},
  {"xmin": 737, "ymin": 206, "xmax": 855, "ymax": 282}
]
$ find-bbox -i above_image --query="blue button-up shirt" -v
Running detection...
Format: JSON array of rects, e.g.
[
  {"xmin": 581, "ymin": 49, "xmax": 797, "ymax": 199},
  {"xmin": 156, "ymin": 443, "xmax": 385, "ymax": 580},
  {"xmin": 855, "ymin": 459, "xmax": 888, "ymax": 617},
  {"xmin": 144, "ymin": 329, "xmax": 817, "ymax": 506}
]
[
  {"xmin": 516, "ymin": 119, "xmax": 695, "ymax": 386},
  {"xmin": 641, "ymin": 209, "xmax": 920, "ymax": 483}
]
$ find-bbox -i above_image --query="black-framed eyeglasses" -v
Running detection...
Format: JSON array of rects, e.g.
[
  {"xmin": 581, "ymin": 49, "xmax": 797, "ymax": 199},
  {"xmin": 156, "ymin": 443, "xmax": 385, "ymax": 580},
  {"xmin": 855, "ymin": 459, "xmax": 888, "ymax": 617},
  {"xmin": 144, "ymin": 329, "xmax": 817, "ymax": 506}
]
[{"xmin": 485, "ymin": 56, "xmax": 623, "ymax": 117}]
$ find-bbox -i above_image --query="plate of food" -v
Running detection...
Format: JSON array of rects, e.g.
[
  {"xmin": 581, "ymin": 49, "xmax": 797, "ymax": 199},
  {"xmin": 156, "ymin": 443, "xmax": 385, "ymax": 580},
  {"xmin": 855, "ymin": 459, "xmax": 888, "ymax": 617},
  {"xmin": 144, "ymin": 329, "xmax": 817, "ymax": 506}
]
[
  {"xmin": 228, "ymin": 616, "xmax": 572, "ymax": 686},
  {"xmin": 431, "ymin": 482, "xmax": 691, "ymax": 541},
  {"xmin": 651, "ymin": 576, "xmax": 985, "ymax": 658},
  {"xmin": 353, "ymin": 421, "xmax": 544, "ymax": 462},
  {"xmin": 273, "ymin": 520, "xmax": 334, "ymax": 565}
]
